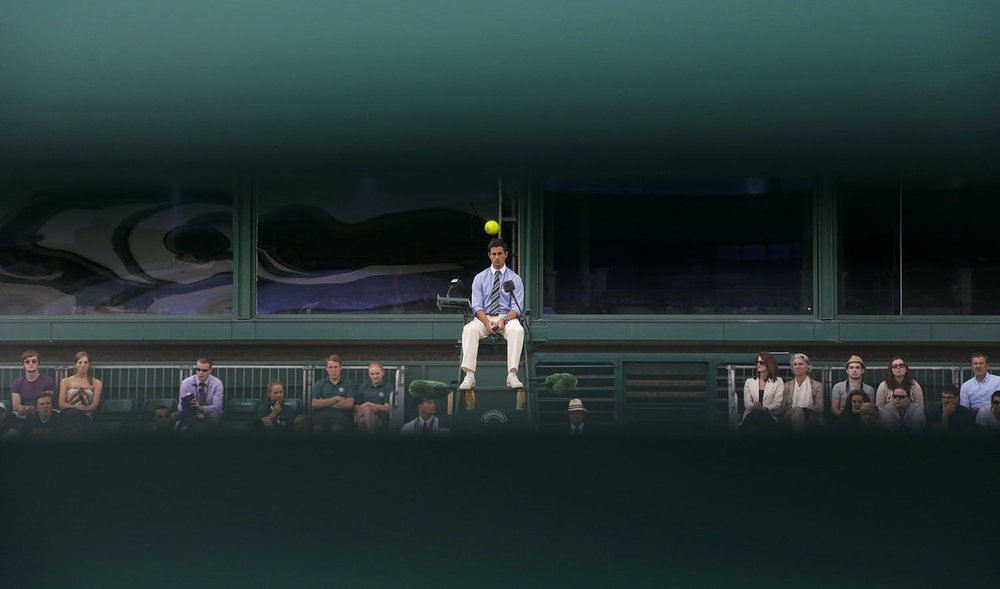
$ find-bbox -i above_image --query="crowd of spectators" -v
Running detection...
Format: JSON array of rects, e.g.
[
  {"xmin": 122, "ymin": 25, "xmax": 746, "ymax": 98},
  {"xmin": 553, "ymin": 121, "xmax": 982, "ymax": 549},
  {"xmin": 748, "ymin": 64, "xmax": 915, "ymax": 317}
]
[
  {"xmin": 4, "ymin": 348, "xmax": 1000, "ymax": 439},
  {"xmin": 739, "ymin": 352, "xmax": 1000, "ymax": 434}
]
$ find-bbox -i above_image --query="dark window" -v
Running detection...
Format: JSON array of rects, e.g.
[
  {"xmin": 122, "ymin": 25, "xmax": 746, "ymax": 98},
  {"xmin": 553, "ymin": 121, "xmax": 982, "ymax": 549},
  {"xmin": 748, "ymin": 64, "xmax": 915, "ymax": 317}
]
[
  {"xmin": 543, "ymin": 174, "xmax": 814, "ymax": 315},
  {"xmin": 839, "ymin": 176, "xmax": 1000, "ymax": 315},
  {"xmin": 838, "ymin": 181, "xmax": 900, "ymax": 314},
  {"xmin": 0, "ymin": 178, "xmax": 234, "ymax": 315},
  {"xmin": 257, "ymin": 174, "xmax": 508, "ymax": 314}
]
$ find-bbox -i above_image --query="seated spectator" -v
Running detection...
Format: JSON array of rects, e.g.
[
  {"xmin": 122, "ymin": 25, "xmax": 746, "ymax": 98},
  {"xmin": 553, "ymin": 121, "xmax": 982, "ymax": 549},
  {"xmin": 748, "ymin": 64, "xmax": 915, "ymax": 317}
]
[
  {"xmin": 0, "ymin": 401, "xmax": 16, "ymax": 439},
  {"xmin": 858, "ymin": 402, "xmax": 880, "ymax": 432},
  {"xmin": 830, "ymin": 355, "xmax": 875, "ymax": 417},
  {"xmin": 960, "ymin": 353, "xmax": 1000, "ymax": 417},
  {"xmin": 11, "ymin": 349, "xmax": 56, "ymax": 421},
  {"xmin": 147, "ymin": 405, "xmax": 176, "ymax": 436},
  {"xmin": 58, "ymin": 351, "xmax": 103, "ymax": 431},
  {"xmin": 354, "ymin": 362, "xmax": 392, "ymax": 434},
  {"xmin": 875, "ymin": 357, "xmax": 924, "ymax": 408},
  {"xmin": 176, "ymin": 357, "xmax": 224, "ymax": 432},
  {"xmin": 778, "ymin": 353, "xmax": 824, "ymax": 432},
  {"xmin": 257, "ymin": 379, "xmax": 300, "ymax": 433},
  {"xmin": 879, "ymin": 386, "xmax": 925, "ymax": 433},
  {"xmin": 20, "ymin": 392, "xmax": 59, "ymax": 439},
  {"xmin": 564, "ymin": 398, "xmax": 595, "ymax": 435},
  {"xmin": 739, "ymin": 352, "xmax": 783, "ymax": 433},
  {"xmin": 311, "ymin": 355, "xmax": 356, "ymax": 434},
  {"xmin": 974, "ymin": 391, "xmax": 1000, "ymax": 431},
  {"xmin": 400, "ymin": 398, "xmax": 448, "ymax": 435},
  {"xmin": 837, "ymin": 390, "xmax": 869, "ymax": 432},
  {"xmin": 926, "ymin": 385, "xmax": 974, "ymax": 433}
]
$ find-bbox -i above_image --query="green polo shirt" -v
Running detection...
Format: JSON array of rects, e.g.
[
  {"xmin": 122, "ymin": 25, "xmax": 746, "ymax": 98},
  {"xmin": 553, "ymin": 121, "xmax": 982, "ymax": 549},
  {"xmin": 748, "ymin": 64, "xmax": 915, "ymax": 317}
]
[
  {"xmin": 313, "ymin": 377, "xmax": 355, "ymax": 402},
  {"xmin": 355, "ymin": 381, "xmax": 391, "ymax": 406}
]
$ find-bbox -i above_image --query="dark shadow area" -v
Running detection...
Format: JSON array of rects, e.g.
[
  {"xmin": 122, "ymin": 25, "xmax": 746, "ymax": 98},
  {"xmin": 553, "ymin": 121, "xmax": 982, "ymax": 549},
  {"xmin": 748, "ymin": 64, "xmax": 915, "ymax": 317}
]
[{"xmin": 1, "ymin": 434, "xmax": 996, "ymax": 588}]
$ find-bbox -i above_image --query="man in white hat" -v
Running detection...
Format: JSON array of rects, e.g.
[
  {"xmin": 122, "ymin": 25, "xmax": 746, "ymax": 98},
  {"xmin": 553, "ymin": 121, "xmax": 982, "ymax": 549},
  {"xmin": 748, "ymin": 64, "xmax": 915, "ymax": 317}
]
[{"xmin": 566, "ymin": 398, "xmax": 590, "ymax": 435}]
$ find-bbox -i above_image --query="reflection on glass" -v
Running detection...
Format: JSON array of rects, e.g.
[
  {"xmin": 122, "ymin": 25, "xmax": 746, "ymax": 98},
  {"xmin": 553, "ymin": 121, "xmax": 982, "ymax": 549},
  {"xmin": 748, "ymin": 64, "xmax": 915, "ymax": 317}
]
[
  {"xmin": 257, "ymin": 175, "xmax": 503, "ymax": 314},
  {"xmin": 0, "ymin": 178, "xmax": 234, "ymax": 315},
  {"xmin": 543, "ymin": 174, "xmax": 814, "ymax": 315}
]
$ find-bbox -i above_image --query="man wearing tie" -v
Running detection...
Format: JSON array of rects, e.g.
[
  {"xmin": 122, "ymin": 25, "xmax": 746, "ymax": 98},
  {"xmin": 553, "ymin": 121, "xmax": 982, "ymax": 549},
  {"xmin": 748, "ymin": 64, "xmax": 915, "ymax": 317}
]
[
  {"xmin": 566, "ymin": 398, "xmax": 590, "ymax": 436},
  {"xmin": 459, "ymin": 238, "xmax": 525, "ymax": 391},
  {"xmin": 177, "ymin": 357, "xmax": 224, "ymax": 430},
  {"xmin": 400, "ymin": 398, "xmax": 448, "ymax": 435}
]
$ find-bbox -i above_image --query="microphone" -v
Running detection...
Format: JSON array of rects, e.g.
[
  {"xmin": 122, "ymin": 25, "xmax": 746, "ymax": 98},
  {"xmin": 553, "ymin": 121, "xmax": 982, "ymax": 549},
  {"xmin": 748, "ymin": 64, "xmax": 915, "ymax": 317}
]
[{"xmin": 502, "ymin": 280, "xmax": 526, "ymax": 327}]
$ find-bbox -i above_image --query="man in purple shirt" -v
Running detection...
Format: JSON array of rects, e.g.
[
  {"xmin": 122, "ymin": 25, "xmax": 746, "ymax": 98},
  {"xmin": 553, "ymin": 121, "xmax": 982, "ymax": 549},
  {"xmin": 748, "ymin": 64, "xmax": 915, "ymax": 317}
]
[
  {"xmin": 176, "ymin": 357, "xmax": 224, "ymax": 430},
  {"xmin": 11, "ymin": 350, "xmax": 56, "ymax": 420},
  {"xmin": 459, "ymin": 238, "xmax": 525, "ymax": 391}
]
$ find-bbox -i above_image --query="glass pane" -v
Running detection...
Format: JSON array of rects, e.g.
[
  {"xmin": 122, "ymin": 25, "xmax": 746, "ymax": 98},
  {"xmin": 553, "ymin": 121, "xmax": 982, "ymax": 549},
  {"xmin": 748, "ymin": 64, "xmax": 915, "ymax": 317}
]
[
  {"xmin": 902, "ymin": 177, "xmax": 1000, "ymax": 315},
  {"xmin": 543, "ymin": 174, "xmax": 814, "ymax": 314},
  {"xmin": 257, "ymin": 174, "xmax": 503, "ymax": 314},
  {"xmin": 838, "ymin": 181, "xmax": 900, "ymax": 314},
  {"xmin": 0, "ymin": 177, "xmax": 234, "ymax": 315}
]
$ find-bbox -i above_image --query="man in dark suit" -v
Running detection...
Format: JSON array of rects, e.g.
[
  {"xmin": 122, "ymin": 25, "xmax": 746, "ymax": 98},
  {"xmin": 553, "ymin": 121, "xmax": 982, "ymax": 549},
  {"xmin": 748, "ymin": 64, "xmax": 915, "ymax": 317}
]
[{"xmin": 566, "ymin": 398, "xmax": 592, "ymax": 435}]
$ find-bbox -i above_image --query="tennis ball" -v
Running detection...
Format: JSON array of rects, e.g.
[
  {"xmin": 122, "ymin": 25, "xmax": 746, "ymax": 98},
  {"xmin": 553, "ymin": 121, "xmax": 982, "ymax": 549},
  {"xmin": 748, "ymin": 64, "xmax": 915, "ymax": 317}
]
[{"xmin": 484, "ymin": 220, "xmax": 500, "ymax": 235}]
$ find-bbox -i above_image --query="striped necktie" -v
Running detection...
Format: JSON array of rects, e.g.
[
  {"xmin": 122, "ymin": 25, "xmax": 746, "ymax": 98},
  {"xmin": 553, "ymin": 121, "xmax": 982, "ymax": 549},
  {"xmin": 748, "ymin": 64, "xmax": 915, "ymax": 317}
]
[{"xmin": 487, "ymin": 270, "xmax": 502, "ymax": 316}]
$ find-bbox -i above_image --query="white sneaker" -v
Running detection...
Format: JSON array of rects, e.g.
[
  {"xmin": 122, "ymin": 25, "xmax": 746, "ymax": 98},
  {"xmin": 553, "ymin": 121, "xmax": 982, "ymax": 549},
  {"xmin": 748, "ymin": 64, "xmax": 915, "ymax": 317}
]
[
  {"xmin": 460, "ymin": 372, "xmax": 476, "ymax": 390},
  {"xmin": 506, "ymin": 372, "xmax": 523, "ymax": 389}
]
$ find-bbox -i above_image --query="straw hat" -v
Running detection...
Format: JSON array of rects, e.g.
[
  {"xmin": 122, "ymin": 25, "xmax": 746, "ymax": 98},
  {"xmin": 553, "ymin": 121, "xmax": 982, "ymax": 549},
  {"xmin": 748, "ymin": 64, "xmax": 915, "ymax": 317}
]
[
  {"xmin": 844, "ymin": 354, "xmax": 866, "ymax": 369},
  {"xmin": 566, "ymin": 398, "xmax": 588, "ymax": 413}
]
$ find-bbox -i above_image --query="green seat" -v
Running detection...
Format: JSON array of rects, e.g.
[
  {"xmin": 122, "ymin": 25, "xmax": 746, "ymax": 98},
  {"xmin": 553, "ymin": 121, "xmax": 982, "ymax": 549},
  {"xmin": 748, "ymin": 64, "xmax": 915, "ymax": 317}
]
[
  {"xmin": 98, "ymin": 398, "xmax": 137, "ymax": 421},
  {"xmin": 225, "ymin": 398, "xmax": 260, "ymax": 418}
]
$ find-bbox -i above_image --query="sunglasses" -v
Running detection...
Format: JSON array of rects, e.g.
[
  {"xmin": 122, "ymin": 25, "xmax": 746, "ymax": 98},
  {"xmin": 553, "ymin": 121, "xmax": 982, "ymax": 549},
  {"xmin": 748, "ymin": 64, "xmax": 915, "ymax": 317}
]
[
  {"xmin": 23, "ymin": 358, "xmax": 38, "ymax": 364},
  {"xmin": 755, "ymin": 360, "xmax": 765, "ymax": 365},
  {"xmin": 891, "ymin": 363, "xmax": 907, "ymax": 369},
  {"xmin": 891, "ymin": 394, "xmax": 908, "ymax": 399},
  {"xmin": 195, "ymin": 368, "xmax": 210, "ymax": 373}
]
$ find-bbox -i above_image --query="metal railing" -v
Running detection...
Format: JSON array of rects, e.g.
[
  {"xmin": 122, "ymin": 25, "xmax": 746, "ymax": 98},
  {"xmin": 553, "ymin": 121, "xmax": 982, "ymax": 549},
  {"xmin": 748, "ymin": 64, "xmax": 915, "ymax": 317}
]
[{"xmin": 726, "ymin": 363, "xmax": 973, "ymax": 427}]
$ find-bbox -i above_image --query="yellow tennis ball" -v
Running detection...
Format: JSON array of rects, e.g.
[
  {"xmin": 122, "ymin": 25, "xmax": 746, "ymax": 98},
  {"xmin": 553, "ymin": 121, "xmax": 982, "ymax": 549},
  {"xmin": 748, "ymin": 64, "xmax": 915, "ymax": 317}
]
[{"xmin": 484, "ymin": 220, "xmax": 500, "ymax": 235}]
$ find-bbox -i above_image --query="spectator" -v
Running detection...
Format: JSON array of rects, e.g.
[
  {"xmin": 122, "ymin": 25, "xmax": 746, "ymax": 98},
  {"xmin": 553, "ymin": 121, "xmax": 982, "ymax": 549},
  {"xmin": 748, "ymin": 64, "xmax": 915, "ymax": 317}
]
[
  {"xmin": 20, "ymin": 392, "xmax": 58, "ymax": 439},
  {"xmin": 257, "ymin": 379, "xmax": 300, "ymax": 433},
  {"xmin": 926, "ymin": 385, "xmax": 974, "ymax": 433},
  {"xmin": 459, "ymin": 238, "xmax": 526, "ymax": 391},
  {"xmin": 830, "ymin": 355, "xmax": 875, "ymax": 416},
  {"xmin": 354, "ymin": 362, "xmax": 392, "ymax": 434},
  {"xmin": 176, "ymin": 357, "xmax": 224, "ymax": 431},
  {"xmin": 974, "ymin": 390, "xmax": 1000, "ymax": 431},
  {"xmin": 875, "ymin": 357, "xmax": 924, "ymax": 409},
  {"xmin": 778, "ymin": 353, "xmax": 824, "ymax": 432},
  {"xmin": 565, "ymin": 398, "xmax": 593, "ymax": 435},
  {"xmin": 837, "ymin": 389, "xmax": 869, "ymax": 432},
  {"xmin": 0, "ymin": 401, "xmax": 16, "ymax": 439},
  {"xmin": 311, "ymin": 354, "xmax": 355, "ymax": 434},
  {"xmin": 58, "ymin": 351, "xmax": 103, "ymax": 428},
  {"xmin": 11, "ymin": 350, "xmax": 56, "ymax": 420},
  {"xmin": 959, "ymin": 353, "xmax": 1000, "ymax": 416},
  {"xmin": 879, "ymin": 385, "xmax": 925, "ymax": 433},
  {"xmin": 400, "ymin": 398, "xmax": 447, "ymax": 434},
  {"xmin": 739, "ymin": 351, "xmax": 783, "ymax": 433},
  {"xmin": 858, "ymin": 402, "xmax": 879, "ymax": 432},
  {"xmin": 146, "ymin": 404, "xmax": 177, "ymax": 436}
]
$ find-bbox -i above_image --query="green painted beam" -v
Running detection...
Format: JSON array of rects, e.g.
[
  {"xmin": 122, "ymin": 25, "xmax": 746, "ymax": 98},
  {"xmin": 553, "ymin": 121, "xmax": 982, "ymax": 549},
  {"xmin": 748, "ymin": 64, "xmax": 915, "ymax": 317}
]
[{"xmin": 5, "ymin": 317, "xmax": 1000, "ymax": 343}]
